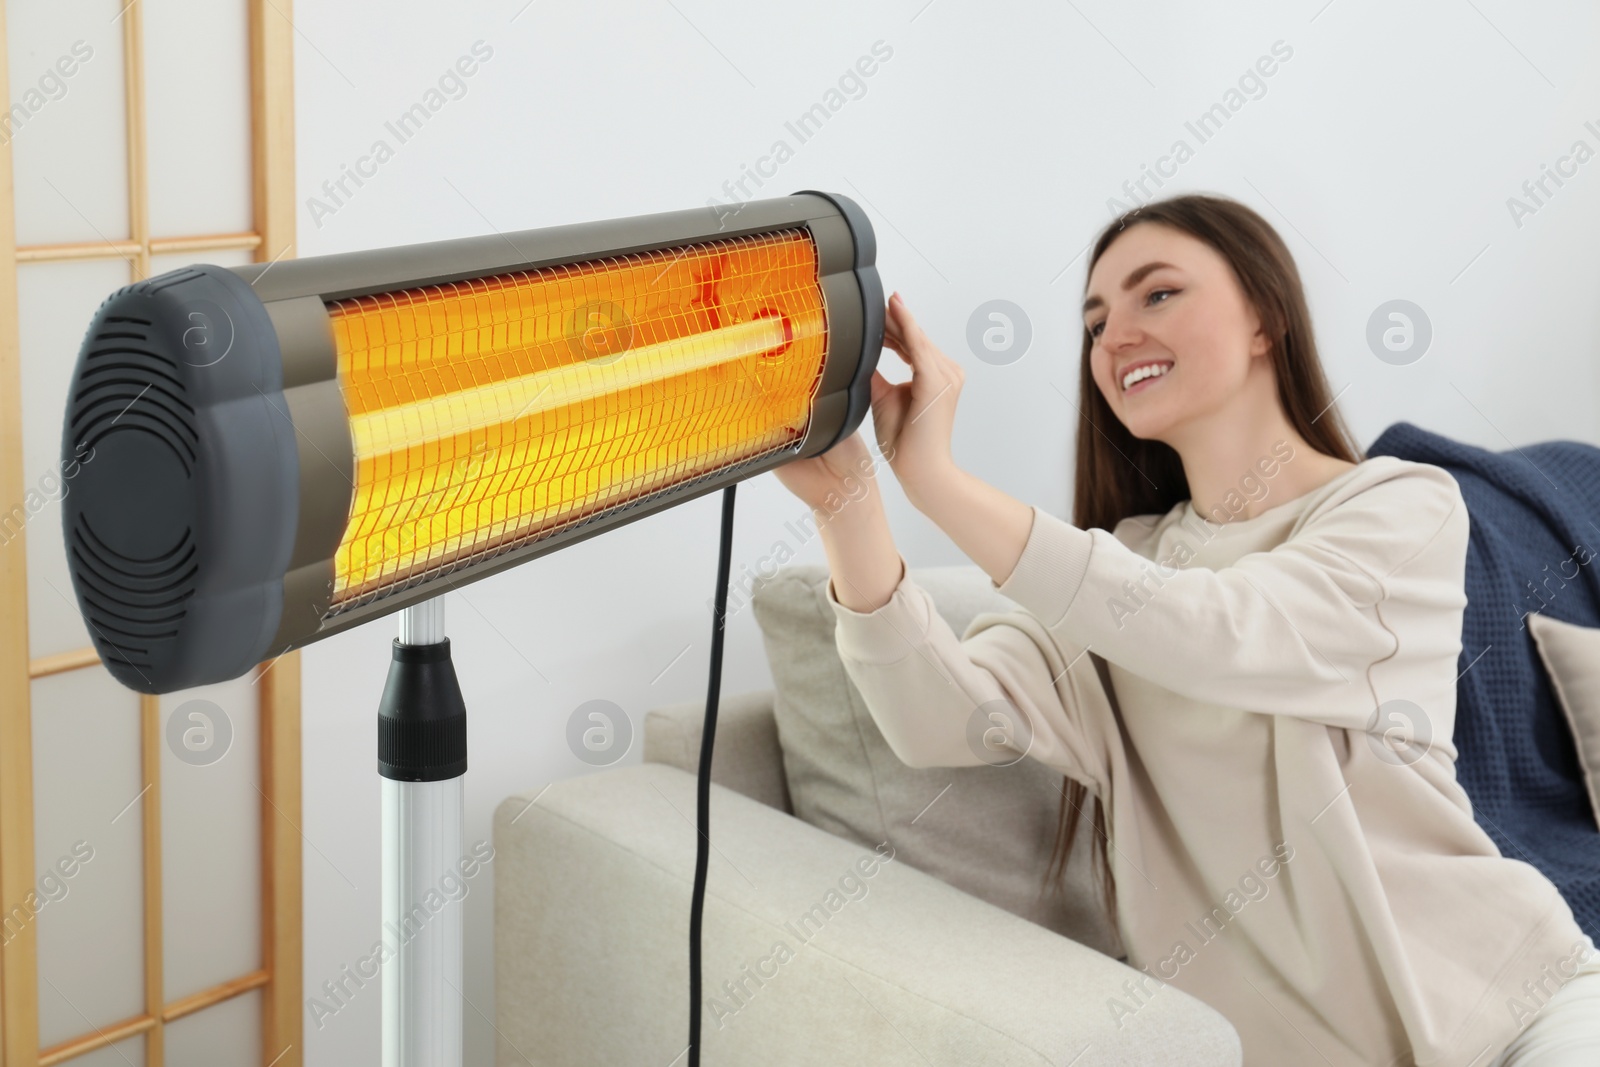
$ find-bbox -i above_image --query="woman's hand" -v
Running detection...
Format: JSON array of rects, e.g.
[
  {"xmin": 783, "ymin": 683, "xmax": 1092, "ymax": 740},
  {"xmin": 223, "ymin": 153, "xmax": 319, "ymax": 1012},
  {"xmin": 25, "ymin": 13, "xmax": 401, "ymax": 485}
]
[
  {"xmin": 770, "ymin": 429, "xmax": 905, "ymax": 613},
  {"xmin": 870, "ymin": 291, "xmax": 963, "ymax": 507},
  {"xmin": 770, "ymin": 427, "xmax": 876, "ymax": 513},
  {"xmin": 770, "ymin": 291, "xmax": 962, "ymax": 515}
]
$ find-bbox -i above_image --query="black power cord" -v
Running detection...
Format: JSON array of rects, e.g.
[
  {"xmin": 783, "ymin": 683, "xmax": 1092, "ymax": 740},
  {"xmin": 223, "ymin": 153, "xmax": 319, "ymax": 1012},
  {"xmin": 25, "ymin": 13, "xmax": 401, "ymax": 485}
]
[{"xmin": 689, "ymin": 482, "xmax": 736, "ymax": 1066}]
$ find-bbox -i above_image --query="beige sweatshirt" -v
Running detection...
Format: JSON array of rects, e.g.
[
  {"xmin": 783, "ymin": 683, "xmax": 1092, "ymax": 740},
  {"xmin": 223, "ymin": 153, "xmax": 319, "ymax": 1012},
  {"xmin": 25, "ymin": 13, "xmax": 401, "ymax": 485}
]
[{"xmin": 825, "ymin": 454, "xmax": 1594, "ymax": 1066}]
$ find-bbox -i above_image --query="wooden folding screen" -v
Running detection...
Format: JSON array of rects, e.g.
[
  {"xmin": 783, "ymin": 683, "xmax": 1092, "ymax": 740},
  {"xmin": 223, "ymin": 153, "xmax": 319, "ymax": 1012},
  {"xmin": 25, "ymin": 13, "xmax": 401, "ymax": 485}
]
[{"xmin": 0, "ymin": 2, "xmax": 301, "ymax": 1065}]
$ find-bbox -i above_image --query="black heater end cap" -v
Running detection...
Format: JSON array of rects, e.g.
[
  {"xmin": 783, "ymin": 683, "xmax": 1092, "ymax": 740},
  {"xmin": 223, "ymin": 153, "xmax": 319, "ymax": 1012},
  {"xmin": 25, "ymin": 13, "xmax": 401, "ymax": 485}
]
[{"xmin": 60, "ymin": 265, "xmax": 301, "ymax": 694}]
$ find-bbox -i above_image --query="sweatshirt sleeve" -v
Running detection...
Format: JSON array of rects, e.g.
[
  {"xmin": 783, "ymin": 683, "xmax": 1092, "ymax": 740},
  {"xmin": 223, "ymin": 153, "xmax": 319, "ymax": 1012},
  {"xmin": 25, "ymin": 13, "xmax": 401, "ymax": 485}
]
[
  {"xmin": 825, "ymin": 560, "xmax": 1115, "ymax": 798},
  {"xmin": 991, "ymin": 462, "xmax": 1470, "ymax": 729}
]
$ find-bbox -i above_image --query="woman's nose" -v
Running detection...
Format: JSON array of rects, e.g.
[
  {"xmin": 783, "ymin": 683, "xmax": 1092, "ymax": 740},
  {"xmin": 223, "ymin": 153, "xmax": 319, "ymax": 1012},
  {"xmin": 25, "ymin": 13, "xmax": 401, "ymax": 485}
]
[{"xmin": 1100, "ymin": 309, "xmax": 1141, "ymax": 351}]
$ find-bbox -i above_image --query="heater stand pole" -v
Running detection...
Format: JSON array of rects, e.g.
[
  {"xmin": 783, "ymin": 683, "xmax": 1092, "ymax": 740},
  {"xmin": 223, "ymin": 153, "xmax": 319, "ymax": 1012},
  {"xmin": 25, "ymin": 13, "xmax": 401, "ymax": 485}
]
[{"xmin": 380, "ymin": 598, "xmax": 467, "ymax": 1067}]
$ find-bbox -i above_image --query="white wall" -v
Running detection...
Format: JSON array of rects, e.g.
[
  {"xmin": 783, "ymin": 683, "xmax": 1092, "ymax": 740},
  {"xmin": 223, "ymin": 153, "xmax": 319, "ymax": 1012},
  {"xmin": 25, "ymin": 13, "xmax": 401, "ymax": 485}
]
[{"xmin": 288, "ymin": 1, "xmax": 1600, "ymax": 1063}]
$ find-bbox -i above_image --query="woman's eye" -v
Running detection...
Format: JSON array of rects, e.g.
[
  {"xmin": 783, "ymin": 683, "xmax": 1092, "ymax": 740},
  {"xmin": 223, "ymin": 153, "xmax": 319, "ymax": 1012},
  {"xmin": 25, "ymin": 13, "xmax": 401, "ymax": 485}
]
[{"xmin": 1087, "ymin": 289, "xmax": 1177, "ymax": 339}]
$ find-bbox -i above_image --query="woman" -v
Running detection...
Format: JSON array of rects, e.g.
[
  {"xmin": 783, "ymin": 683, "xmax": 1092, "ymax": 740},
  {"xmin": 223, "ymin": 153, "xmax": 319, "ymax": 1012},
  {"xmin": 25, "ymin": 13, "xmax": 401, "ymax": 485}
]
[{"xmin": 773, "ymin": 194, "xmax": 1599, "ymax": 1066}]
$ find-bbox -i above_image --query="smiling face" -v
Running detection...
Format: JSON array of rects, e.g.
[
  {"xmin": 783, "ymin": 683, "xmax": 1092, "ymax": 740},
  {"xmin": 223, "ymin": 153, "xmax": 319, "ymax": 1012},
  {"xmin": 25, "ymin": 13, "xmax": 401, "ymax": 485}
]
[{"xmin": 1082, "ymin": 222, "xmax": 1275, "ymax": 446}]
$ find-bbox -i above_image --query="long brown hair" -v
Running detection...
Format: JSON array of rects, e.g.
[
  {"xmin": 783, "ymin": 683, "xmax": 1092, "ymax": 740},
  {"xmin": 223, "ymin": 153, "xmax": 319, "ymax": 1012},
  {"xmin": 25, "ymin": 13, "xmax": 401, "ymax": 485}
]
[{"xmin": 1037, "ymin": 194, "xmax": 1365, "ymax": 941}]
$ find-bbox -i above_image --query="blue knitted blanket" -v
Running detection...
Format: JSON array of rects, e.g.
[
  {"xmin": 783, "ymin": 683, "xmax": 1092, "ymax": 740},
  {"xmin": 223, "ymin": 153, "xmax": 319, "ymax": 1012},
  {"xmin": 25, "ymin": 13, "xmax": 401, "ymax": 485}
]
[{"xmin": 1369, "ymin": 421, "xmax": 1600, "ymax": 941}]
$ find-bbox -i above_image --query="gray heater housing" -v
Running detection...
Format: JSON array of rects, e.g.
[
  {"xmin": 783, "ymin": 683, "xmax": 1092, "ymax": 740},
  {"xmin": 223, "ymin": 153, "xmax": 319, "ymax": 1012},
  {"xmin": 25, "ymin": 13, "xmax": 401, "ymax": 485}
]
[{"xmin": 61, "ymin": 191, "xmax": 882, "ymax": 694}]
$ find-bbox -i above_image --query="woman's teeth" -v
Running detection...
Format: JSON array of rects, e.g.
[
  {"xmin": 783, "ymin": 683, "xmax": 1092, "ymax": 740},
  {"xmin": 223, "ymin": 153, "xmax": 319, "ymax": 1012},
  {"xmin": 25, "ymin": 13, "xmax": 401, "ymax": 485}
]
[{"xmin": 1122, "ymin": 361, "xmax": 1173, "ymax": 393}]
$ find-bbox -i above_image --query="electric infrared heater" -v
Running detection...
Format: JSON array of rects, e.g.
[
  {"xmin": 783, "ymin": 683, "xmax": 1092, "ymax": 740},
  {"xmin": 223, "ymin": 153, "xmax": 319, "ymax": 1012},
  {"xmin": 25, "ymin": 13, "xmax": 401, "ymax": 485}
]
[{"xmin": 59, "ymin": 191, "xmax": 882, "ymax": 1067}]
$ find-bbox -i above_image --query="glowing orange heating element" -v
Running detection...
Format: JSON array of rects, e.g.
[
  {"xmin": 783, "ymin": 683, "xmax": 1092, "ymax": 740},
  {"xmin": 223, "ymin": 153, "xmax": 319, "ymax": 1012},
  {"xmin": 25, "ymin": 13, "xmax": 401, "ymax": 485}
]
[{"xmin": 324, "ymin": 228, "xmax": 829, "ymax": 607}]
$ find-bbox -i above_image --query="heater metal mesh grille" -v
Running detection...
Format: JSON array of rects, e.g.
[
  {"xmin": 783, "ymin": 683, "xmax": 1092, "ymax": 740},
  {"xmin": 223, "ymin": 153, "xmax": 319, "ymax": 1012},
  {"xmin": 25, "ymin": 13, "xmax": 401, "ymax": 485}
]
[{"xmin": 324, "ymin": 226, "xmax": 828, "ymax": 610}]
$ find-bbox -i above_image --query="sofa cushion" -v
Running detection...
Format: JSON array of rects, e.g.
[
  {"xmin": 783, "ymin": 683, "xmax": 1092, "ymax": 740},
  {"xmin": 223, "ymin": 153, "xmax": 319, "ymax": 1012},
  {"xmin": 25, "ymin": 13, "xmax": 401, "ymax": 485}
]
[
  {"xmin": 751, "ymin": 562, "xmax": 1124, "ymax": 959},
  {"xmin": 643, "ymin": 689, "xmax": 793, "ymax": 814},
  {"xmin": 1527, "ymin": 612, "xmax": 1600, "ymax": 831},
  {"xmin": 494, "ymin": 764, "xmax": 1241, "ymax": 1064}
]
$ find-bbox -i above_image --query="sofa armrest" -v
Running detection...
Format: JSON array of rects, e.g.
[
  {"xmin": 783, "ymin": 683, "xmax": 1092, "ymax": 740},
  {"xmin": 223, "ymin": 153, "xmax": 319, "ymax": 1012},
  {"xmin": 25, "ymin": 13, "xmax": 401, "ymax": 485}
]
[
  {"xmin": 494, "ymin": 763, "xmax": 1240, "ymax": 1066},
  {"xmin": 643, "ymin": 687, "xmax": 792, "ymax": 814}
]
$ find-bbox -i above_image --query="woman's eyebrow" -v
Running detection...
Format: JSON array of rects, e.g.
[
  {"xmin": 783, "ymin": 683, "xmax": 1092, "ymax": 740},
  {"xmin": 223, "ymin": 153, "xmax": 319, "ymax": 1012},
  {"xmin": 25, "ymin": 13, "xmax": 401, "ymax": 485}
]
[{"xmin": 1082, "ymin": 261, "xmax": 1178, "ymax": 317}]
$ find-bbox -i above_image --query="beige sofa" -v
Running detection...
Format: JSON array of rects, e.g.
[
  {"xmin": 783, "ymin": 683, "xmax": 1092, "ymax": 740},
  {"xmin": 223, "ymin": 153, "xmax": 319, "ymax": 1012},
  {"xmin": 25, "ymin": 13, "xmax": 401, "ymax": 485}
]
[{"xmin": 494, "ymin": 564, "xmax": 1243, "ymax": 1065}]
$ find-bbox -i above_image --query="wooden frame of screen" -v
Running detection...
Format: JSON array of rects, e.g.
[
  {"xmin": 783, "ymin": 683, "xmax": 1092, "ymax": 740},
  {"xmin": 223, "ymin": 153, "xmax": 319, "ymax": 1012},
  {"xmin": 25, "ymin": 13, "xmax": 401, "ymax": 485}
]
[{"xmin": 0, "ymin": 2, "xmax": 302, "ymax": 1065}]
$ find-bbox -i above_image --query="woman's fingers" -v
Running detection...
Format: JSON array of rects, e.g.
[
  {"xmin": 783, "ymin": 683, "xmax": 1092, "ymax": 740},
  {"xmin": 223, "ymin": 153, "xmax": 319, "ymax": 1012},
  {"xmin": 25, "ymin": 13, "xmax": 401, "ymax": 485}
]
[
  {"xmin": 884, "ymin": 294, "xmax": 909, "ymax": 336},
  {"xmin": 869, "ymin": 368, "xmax": 893, "ymax": 404},
  {"xmin": 885, "ymin": 293, "xmax": 958, "ymax": 404},
  {"xmin": 888, "ymin": 292, "xmax": 918, "ymax": 339},
  {"xmin": 881, "ymin": 307, "xmax": 909, "ymax": 358},
  {"xmin": 887, "ymin": 293, "xmax": 938, "ymax": 373},
  {"xmin": 880, "ymin": 311, "xmax": 913, "ymax": 371},
  {"xmin": 886, "ymin": 293, "xmax": 911, "ymax": 345}
]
